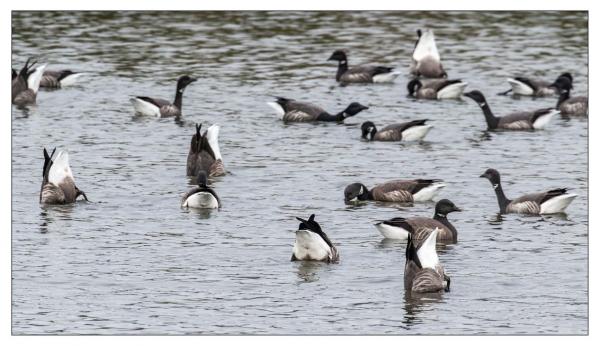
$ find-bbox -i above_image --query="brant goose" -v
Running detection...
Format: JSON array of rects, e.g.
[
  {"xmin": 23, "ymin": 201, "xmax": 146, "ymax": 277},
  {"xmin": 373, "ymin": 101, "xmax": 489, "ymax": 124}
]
[
  {"xmin": 12, "ymin": 58, "xmax": 46, "ymax": 106},
  {"xmin": 327, "ymin": 50, "xmax": 400, "ymax": 85},
  {"xmin": 407, "ymin": 78, "xmax": 467, "ymax": 99},
  {"xmin": 464, "ymin": 90, "xmax": 559, "ymax": 130},
  {"xmin": 404, "ymin": 230, "xmax": 450, "ymax": 293},
  {"xmin": 361, "ymin": 120, "xmax": 432, "ymax": 141},
  {"xmin": 375, "ymin": 199, "xmax": 460, "ymax": 242},
  {"xmin": 39, "ymin": 69, "xmax": 85, "ymax": 88},
  {"xmin": 344, "ymin": 179, "xmax": 445, "ymax": 203},
  {"xmin": 130, "ymin": 75, "xmax": 196, "ymax": 117},
  {"xmin": 480, "ymin": 168, "xmax": 577, "ymax": 214},
  {"xmin": 501, "ymin": 72, "xmax": 572, "ymax": 97},
  {"xmin": 40, "ymin": 148, "xmax": 88, "ymax": 204},
  {"xmin": 550, "ymin": 76, "xmax": 588, "ymax": 116},
  {"xmin": 267, "ymin": 97, "xmax": 368, "ymax": 123},
  {"xmin": 410, "ymin": 29, "xmax": 447, "ymax": 78},
  {"xmin": 181, "ymin": 171, "xmax": 221, "ymax": 209},
  {"xmin": 187, "ymin": 124, "xmax": 225, "ymax": 178},
  {"xmin": 291, "ymin": 214, "xmax": 339, "ymax": 263}
]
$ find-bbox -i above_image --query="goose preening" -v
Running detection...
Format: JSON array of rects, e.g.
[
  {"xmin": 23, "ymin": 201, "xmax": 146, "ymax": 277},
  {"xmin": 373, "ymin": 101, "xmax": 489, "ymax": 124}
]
[
  {"xmin": 550, "ymin": 76, "xmax": 588, "ymax": 117},
  {"xmin": 327, "ymin": 50, "xmax": 400, "ymax": 85},
  {"xmin": 410, "ymin": 29, "xmax": 447, "ymax": 78},
  {"xmin": 344, "ymin": 179, "xmax": 445, "ymax": 203},
  {"xmin": 40, "ymin": 148, "xmax": 88, "ymax": 204},
  {"xmin": 291, "ymin": 214, "xmax": 339, "ymax": 263},
  {"xmin": 187, "ymin": 123, "xmax": 225, "ymax": 178},
  {"xmin": 12, "ymin": 58, "xmax": 46, "ymax": 106},
  {"xmin": 463, "ymin": 90, "xmax": 559, "ymax": 130},
  {"xmin": 407, "ymin": 78, "xmax": 468, "ymax": 99},
  {"xmin": 267, "ymin": 97, "xmax": 368, "ymax": 123},
  {"xmin": 480, "ymin": 168, "xmax": 577, "ymax": 214},
  {"xmin": 375, "ymin": 199, "xmax": 460, "ymax": 242},
  {"xmin": 361, "ymin": 120, "xmax": 433, "ymax": 141},
  {"xmin": 130, "ymin": 75, "xmax": 196, "ymax": 117},
  {"xmin": 501, "ymin": 72, "xmax": 572, "ymax": 97},
  {"xmin": 181, "ymin": 171, "xmax": 221, "ymax": 209},
  {"xmin": 404, "ymin": 229, "xmax": 450, "ymax": 293},
  {"xmin": 39, "ymin": 69, "xmax": 85, "ymax": 88}
]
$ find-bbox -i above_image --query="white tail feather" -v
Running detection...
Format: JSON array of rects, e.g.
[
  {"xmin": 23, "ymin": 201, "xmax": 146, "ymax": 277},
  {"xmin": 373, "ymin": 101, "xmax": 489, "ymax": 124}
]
[
  {"xmin": 533, "ymin": 109, "xmax": 559, "ymax": 130},
  {"xmin": 413, "ymin": 29, "xmax": 440, "ymax": 62},
  {"xmin": 540, "ymin": 193, "xmax": 577, "ymax": 214},
  {"xmin": 48, "ymin": 150, "xmax": 74, "ymax": 185},
  {"xmin": 206, "ymin": 124, "xmax": 222, "ymax": 161},
  {"xmin": 130, "ymin": 97, "xmax": 161, "ymax": 117},
  {"xmin": 437, "ymin": 82, "xmax": 468, "ymax": 99},
  {"xmin": 375, "ymin": 222, "xmax": 410, "ymax": 240},
  {"xmin": 59, "ymin": 73, "xmax": 85, "ymax": 87},
  {"xmin": 28, "ymin": 64, "xmax": 47, "ymax": 93},
  {"xmin": 267, "ymin": 101, "xmax": 285, "ymax": 119},
  {"xmin": 412, "ymin": 182, "xmax": 446, "ymax": 202},
  {"xmin": 507, "ymin": 78, "xmax": 534, "ymax": 96},
  {"xmin": 372, "ymin": 71, "xmax": 401, "ymax": 83},
  {"xmin": 417, "ymin": 228, "xmax": 440, "ymax": 269},
  {"xmin": 401, "ymin": 125, "xmax": 433, "ymax": 141},
  {"xmin": 293, "ymin": 230, "xmax": 332, "ymax": 260}
]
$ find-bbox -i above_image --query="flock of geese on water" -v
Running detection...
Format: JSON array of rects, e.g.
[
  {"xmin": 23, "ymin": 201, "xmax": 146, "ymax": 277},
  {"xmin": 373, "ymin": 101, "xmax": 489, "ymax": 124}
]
[{"xmin": 12, "ymin": 28, "xmax": 587, "ymax": 294}]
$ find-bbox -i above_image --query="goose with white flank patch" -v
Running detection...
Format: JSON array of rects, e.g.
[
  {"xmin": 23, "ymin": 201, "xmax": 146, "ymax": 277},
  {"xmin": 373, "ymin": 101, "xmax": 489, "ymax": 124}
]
[
  {"xmin": 404, "ymin": 229, "xmax": 450, "ymax": 293},
  {"xmin": 187, "ymin": 123, "xmax": 225, "ymax": 178},
  {"xmin": 344, "ymin": 179, "xmax": 445, "ymax": 204},
  {"xmin": 39, "ymin": 69, "xmax": 85, "ymax": 88},
  {"xmin": 361, "ymin": 120, "xmax": 433, "ymax": 141},
  {"xmin": 407, "ymin": 78, "xmax": 468, "ymax": 99},
  {"xmin": 181, "ymin": 171, "xmax": 221, "ymax": 209},
  {"xmin": 480, "ymin": 168, "xmax": 577, "ymax": 214},
  {"xmin": 267, "ymin": 97, "xmax": 368, "ymax": 123},
  {"xmin": 130, "ymin": 75, "xmax": 196, "ymax": 117},
  {"xmin": 410, "ymin": 29, "xmax": 447, "ymax": 78},
  {"xmin": 500, "ymin": 72, "xmax": 572, "ymax": 97},
  {"xmin": 464, "ymin": 90, "xmax": 559, "ymax": 130},
  {"xmin": 12, "ymin": 58, "xmax": 46, "ymax": 106},
  {"xmin": 39, "ymin": 148, "xmax": 88, "ymax": 204},
  {"xmin": 375, "ymin": 199, "xmax": 460, "ymax": 242},
  {"xmin": 327, "ymin": 50, "xmax": 400, "ymax": 85},
  {"xmin": 550, "ymin": 76, "xmax": 588, "ymax": 117},
  {"xmin": 291, "ymin": 214, "xmax": 339, "ymax": 263}
]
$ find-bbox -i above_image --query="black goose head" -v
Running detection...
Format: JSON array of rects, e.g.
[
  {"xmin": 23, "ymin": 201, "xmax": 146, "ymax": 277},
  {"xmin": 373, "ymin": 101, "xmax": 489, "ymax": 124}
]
[
  {"xmin": 480, "ymin": 168, "xmax": 501, "ymax": 187},
  {"xmin": 407, "ymin": 79, "xmax": 423, "ymax": 96},
  {"xmin": 550, "ymin": 76, "xmax": 573, "ymax": 92},
  {"xmin": 360, "ymin": 121, "xmax": 376, "ymax": 139},
  {"xmin": 328, "ymin": 50, "xmax": 348, "ymax": 62},
  {"xmin": 463, "ymin": 90, "xmax": 488, "ymax": 107},
  {"xmin": 196, "ymin": 171, "xmax": 209, "ymax": 188},
  {"xmin": 434, "ymin": 199, "xmax": 462, "ymax": 217},
  {"xmin": 177, "ymin": 75, "xmax": 196, "ymax": 92},
  {"xmin": 344, "ymin": 183, "xmax": 369, "ymax": 202},
  {"xmin": 558, "ymin": 72, "xmax": 573, "ymax": 84},
  {"xmin": 343, "ymin": 102, "xmax": 369, "ymax": 117}
]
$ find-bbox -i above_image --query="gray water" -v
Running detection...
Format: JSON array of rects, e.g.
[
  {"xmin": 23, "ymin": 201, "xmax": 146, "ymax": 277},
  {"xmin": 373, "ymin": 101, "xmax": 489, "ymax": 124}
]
[{"xmin": 11, "ymin": 11, "xmax": 588, "ymax": 335}]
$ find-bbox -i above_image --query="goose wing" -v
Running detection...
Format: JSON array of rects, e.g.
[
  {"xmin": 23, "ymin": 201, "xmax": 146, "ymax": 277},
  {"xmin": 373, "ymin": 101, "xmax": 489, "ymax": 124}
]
[
  {"xmin": 342, "ymin": 65, "xmax": 393, "ymax": 83},
  {"xmin": 135, "ymin": 96, "xmax": 171, "ymax": 108},
  {"xmin": 281, "ymin": 100, "xmax": 327, "ymax": 122}
]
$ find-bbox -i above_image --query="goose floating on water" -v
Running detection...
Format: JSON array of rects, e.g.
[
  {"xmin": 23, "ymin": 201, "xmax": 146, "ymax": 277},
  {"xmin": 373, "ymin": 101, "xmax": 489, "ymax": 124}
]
[
  {"xmin": 480, "ymin": 168, "xmax": 577, "ymax": 214},
  {"xmin": 404, "ymin": 229, "xmax": 450, "ymax": 294},
  {"xmin": 550, "ymin": 76, "xmax": 588, "ymax": 117},
  {"xmin": 291, "ymin": 214, "xmax": 339, "ymax": 263},
  {"xmin": 410, "ymin": 29, "xmax": 447, "ymax": 78},
  {"xmin": 501, "ymin": 72, "xmax": 572, "ymax": 97},
  {"xmin": 361, "ymin": 120, "xmax": 432, "ymax": 142},
  {"xmin": 181, "ymin": 171, "xmax": 221, "ymax": 209},
  {"xmin": 327, "ymin": 50, "xmax": 400, "ymax": 85},
  {"xmin": 12, "ymin": 58, "xmax": 46, "ymax": 106},
  {"xmin": 131, "ymin": 75, "xmax": 196, "ymax": 117},
  {"xmin": 267, "ymin": 97, "xmax": 368, "ymax": 123},
  {"xmin": 187, "ymin": 123, "xmax": 225, "ymax": 178},
  {"xmin": 464, "ymin": 90, "xmax": 559, "ymax": 130},
  {"xmin": 375, "ymin": 199, "xmax": 460, "ymax": 242},
  {"xmin": 407, "ymin": 78, "xmax": 467, "ymax": 99},
  {"xmin": 344, "ymin": 179, "xmax": 445, "ymax": 203},
  {"xmin": 40, "ymin": 148, "xmax": 88, "ymax": 204}
]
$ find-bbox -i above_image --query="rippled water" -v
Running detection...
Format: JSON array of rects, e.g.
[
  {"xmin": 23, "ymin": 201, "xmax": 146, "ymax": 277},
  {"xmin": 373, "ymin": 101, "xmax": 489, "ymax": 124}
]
[{"xmin": 11, "ymin": 11, "xmax": 588, "ymax": 334}]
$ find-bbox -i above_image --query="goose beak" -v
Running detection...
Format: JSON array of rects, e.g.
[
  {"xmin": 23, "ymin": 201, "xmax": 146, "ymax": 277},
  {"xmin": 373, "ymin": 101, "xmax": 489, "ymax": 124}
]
[
  {"xmin": 479, "ymin": 173, "xmax": 487, "ymax": 178},
  {"xmin": 361, "ymin": 105, "xmax": 369, "ymax": 111},
  {"xmin": 453, "ymin": 206, "xmax": 462, "ymax": 212}
]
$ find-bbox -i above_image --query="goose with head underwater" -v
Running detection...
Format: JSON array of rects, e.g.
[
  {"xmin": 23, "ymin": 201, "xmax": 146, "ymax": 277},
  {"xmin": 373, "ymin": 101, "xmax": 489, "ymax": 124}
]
[
  {"xmin": 404, "ymin": 229, "xmax": 450, "ymax": 294},
  {"xmin": 267, "ymin": 96, "xmax": 368, "ymax": 123},
  {"xmin": 345, "ymin": 179, "xmax": 445, "ymax": 203},
  {"xmin": 407, "ymin": 78, "xmax": 468, "ymax": 100},
  {"xmin": 181, "ymin": 171, "xmax": 221, "ymax": 209},
  {"xmin": 480, "ymin": 168, "xmax": 577, "ymax": 214},
  {"xmin": 375, "ymin": 199, "xmax": 461, "ymax": 242},
  {"xmin": 361, "ymin": 119, "xmax": 433, "ymax": 142},
  {"xmin": 187, "ymin": 123, "xmax": 225, "ymax": 178},
  {"xmin": 39, "ymin": 148, "xmax": 89, "ymax": 204},
  {"xmin": 327, "ymin": 50, "xmax": 400, "ymax": 85},
  {"xmin": 500, "ymin": 72, "xmax": 572, "ymax": 97},
  {"xmin": 463, "ymin": 90, "xmax": 559, "ymax": 130},
  {"xmin": 291, "ymin": 214, "xmax": 339, "ymax": 263},
  {"xmin": 12, "ymin": 58, "xmax": 46, "ymax": 106},
  {"xmin": 131, "ymin": 75, "xmax": 196, "ymax": 117},
  {"xmin": 550, "ymin": 76, "xmax": 588, "ymax": 117},
  {"xmin": 410, "ymin": 29, "xmax": 447, "ymax": 79}
]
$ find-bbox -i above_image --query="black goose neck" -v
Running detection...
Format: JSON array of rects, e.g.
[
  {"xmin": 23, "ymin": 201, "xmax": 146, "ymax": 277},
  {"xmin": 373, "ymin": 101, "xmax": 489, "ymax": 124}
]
[
  {"xmin": 556, "ymin": 90, "xmax": 570, "ymax": 108},
  {"xmin": 336, "ymin": 60, "xmax": 348, "ymax": 81},
  {"xmin": 492, "ymin": 181, "xmax": 510, "ymax": 213},
  {"xmin": 479, "ymin": 103, "xmax": 499, "ymax": 129},
  {"xmin": 174, "ymin": 88, "xmax": 184, "ymax": 110}
]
